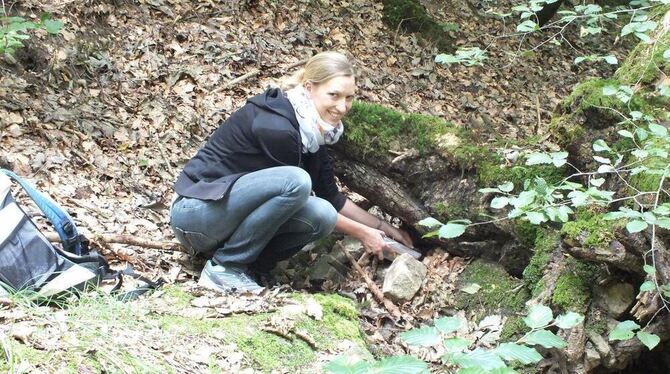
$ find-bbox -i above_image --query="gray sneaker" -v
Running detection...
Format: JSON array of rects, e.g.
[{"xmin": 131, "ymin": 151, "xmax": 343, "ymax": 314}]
[{"xmin": 198, "ymin": 260, "xmax": 264, "ymax": 293}]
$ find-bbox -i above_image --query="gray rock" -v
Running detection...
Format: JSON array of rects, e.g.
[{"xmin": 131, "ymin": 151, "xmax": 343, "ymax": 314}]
[
  {"xmin": 382, "ymin": 253, "xmax": 427, "ymax": 302},
  {"xmin": 594, "ymin": 282, "xmax": 635, "ymax": 318},
  {"xmin": 331, "ymin": 236, "xmax": 365, "ymax": 264},
  {"xmin": 308, "ymin": 254, "xmax": 349, "ymax": 286},
  {"xmin": 584, "ymin": 345, "xmax": 601, "ymax": 372}
]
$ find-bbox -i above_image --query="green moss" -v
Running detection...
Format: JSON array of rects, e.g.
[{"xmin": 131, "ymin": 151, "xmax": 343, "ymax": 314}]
[
  {"xmin": 236, "ymin": 331, "xmax": 314, "ymax": 371},
  {"xmin": 477, "ymin": 158, "xmax": 566, "ymax": 187},
  {"xmin": 344, "ymin": 101, "xmax": 464, "ymax": 159},
  {"xmin": 615, "ymin": 24, "xmax": 670, "ymax": 85},
  {"xmin": 531, "ymin": 278, "xmax": 546, "ymax": 298},
  {"xmin": 522, "ymin": 228, "xmax": 560, "ymax": 287},
  {"xmin": 381, "ymin": 0, "xmax": 454, "ymax": 51},
  {"xmin": 432, "ymin": 201, "xmax": 467, "ymax": 221},
  {"xmin": 547, "ymin": 113, "xmax": 586, "ymax": 146},
  {"xmin": 500, "ymin": 315, "xmax": 529, "ymax": 341},
  {"xmin": 514, "ymin": 220, "xmax": 540, "ymax": 248},
  {"xmin": 585, "ymin": 316, "xmax": 608, "ymax": 336},
  {"xmin": 551, "ymin": 260, "xmax": 596, "ymax": 313},
  {"xmin": 455, "ymin": 260, "xmax": 530, "ymax": 315},
  {"xmin": 160, "ymin": 284, "xmax": 195, "ymax": 309},
  {"xmin": 561, "ymin": 210, "xmax": 623, "ymax": 249}
]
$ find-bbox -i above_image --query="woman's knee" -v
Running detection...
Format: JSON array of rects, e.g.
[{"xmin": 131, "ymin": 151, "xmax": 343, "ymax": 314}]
[
  {"xmin": 280, "ymin": 166, "xmax": 312, "ymax": 198},
  {"xmin": 309, "ymin": 198, "xmax": 338, "ymax": 237}
]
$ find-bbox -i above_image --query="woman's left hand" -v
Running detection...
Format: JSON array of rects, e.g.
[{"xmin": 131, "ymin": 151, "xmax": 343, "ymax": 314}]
[{"xmin": 381, "ymin": 223, "xmax": 413, "ymax": 248}]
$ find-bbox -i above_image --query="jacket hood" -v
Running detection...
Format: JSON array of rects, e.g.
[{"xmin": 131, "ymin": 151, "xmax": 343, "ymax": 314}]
[{"xmin": 247, "ymin": 88, "xmax": 298, "ymax": 127}]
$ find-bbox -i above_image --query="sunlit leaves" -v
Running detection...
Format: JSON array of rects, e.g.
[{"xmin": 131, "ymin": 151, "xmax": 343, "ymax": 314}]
[
  {"xmin": 603, "ymin": 85, "xmax": 634, "ymax": 103},
  {"xmin": 435, "ymin": 316, "xmax": 462, "ymax": 335},
  {"xmin": 609, "ymin": 320, "xmax": 640, "ymax": 341},
  {"xmin": 435, "ymin": 47, "xmax": 488, "ymax": 67},
  {"xmin": 400, "ymin": 327, "xmax": 441, "ymax": 347},
  {"xmin": 494, "ymin": 343, "xmax": 542, "ymax": 365},
  {"xmin": 636, "ymin": 331, "xmax": 661, "ymax": 350},
  {"xmin": 523, "ymin": 304, "xmax": 553, "ymax": 329},
  {"xmin": 523, "ymin": 330, "xmax": 567, "ymax": 348},
  {"xmin": 554, "ymin": 312, "xmax": 584, "ymax": 329}
]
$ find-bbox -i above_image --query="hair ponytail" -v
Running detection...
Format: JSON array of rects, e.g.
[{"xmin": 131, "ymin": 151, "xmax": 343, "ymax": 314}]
[{"xmin": 280, "ymin": 51, "xmax": 354, "ymax": 91}]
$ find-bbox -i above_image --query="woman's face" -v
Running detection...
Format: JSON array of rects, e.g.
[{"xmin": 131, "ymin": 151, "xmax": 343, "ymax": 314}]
[{"xmin": 305, "ymin": 75, "xmax": 356, "ymax": 125}]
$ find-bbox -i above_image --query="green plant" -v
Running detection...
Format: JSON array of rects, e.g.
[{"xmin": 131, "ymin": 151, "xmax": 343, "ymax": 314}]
[
  {"xmin": 436, "ymin": 0, "xmax": 670, "ymax": 67},
  {"xmin": 326, "ymin": 305, "xmax": 584, "ymax": 373},
  {"xmin": 0, "ymin": 10, "xmax": 63, "ymax": 55}
]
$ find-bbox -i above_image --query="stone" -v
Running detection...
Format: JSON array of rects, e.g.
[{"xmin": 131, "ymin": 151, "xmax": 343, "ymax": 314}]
[
  {"xmin": 594, "ymin": 282, "xmax": 635, "ymax": 318},
  {"xmin": 331, "ymin": 236, "xmax": 365, "ymax": 264},
  {"xmin": 308, "ymin": 254, "xmax": 349, "ymax": 286},
  {"xmin": 584, "ymin": 345, "xmax": 601, "ymax": 372},
  {"xmin": 382, "ymin": 253, "xmax": 427, "ymax": 302}
]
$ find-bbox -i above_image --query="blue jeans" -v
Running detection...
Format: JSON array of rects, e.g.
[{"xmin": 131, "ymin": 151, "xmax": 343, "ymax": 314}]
[{"xmin": 170, "ymin": 166, "xmax": 338, "ymax": 270}]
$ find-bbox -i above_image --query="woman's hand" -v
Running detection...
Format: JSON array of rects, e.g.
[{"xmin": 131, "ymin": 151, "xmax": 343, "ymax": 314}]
[
  {"xmin": 360, "ymin": 227, "xmax": 387, "ymax": 260},
  {"xmin": 381, "ymin": 222, "xmax": 414, "ymax": 248}
]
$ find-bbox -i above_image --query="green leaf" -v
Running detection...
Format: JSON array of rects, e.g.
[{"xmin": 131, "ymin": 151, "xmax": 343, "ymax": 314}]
[
  {"xmin": 603, "ymin": 55, "xmax": 618, "ymax": 64},
  {"xmin": 627, "ymin": 220, "xmax": 648, "ymax": 233},
  {"xmin": 498, "ymin": 181, "xmax": 514, "ymax": 193},
  {"xmin": 618, "ymin": 129, "xmax": 634, "ymax": 138},
  {"xmin": 643, "ymin": 264, "xmax": 656, "ymax": 275},
  {"xmin": 525, "ymin": 211, "xmax": 547, "ymax": 225},
  {"xmin": 400, "ymin": 327, "xmax": 440, "ymax": 347},
  {"xmin": 648, "ymin": 123, "xmax": 668, "ymax": 137},
  {"xmin": 494, "ymin": 343, "xmax": 542, "ymax": 365},
  {"xmin": 512, "ymin": 190, "xmax": 537, "ymax": 208},
  {"xmin": 557, "ymin": 205, "xmax": 572, "ymax": 222},
  {"xmin": 639, "ymin": 281, "xmax": 655, "ymax": 292},
  {"xmin": 451, "ymin": 348, "xmax": 506, "ymax": 370},
  {"xmin": 42, "ymin": 19, "xmax": 63, "ymax": 34},
  {"xmin": 590, "ymin": 178, "xmax": 605, "ymax": 187},
  {"xmin": 371, "ymin": 355, "xmax": 429, "ymax": 374},
  {"xmin": 490, "ymin": 197, "xmax": 510, "ymax": 209},
  {"xmin": 524, "ymin": 330, "xmax": 567, "ymax": 348},
  {"xmin": 461, "ymin": 283, "xmax": 481, "ymax": 294},
  {"xmin": 438, "ymin": 223, "xmax": 467, "ymax": 239},
  {"xmin": 525, "ymin": 153, "xmax": 553, "ymax": 165},
  {"xmin": 609, "ymin": 320, "xmax": 640, "ymax": 341},
  {"xmin": 656, "ymin": 218, "xmax": 670, "ymax": 229},
  {"xmin": 593, "ymin": 139, "xmax": 611, "ymax": 152},
  {"xmin": 603, "ymin": 86, "xmax": 618, "ymax": 95},
  {"xmin": 593, "ymin": 156, "xmax": 611, "ymax": 164},
  {"xmin": 523, "ymin": 305, "xmax": 553, "ymax": 329},
  {"xmin": 636, "ymin": 331, "xmax": 660, "ymax": 351},
  {"xmin": 324, "ymin": 356, "xmax": 371, "ymax": 374},
  {"xmin": 554, "ymin": 312, "xmax": 585, "ymax": 329},
  {"xmin": 435, "ymin": 316, "xmax": 462, "ymax": 334},
  {"xmin": 517, "ymin": 20, "xmax": 538, "ymax": 32},
  {"xmin": 443, "ymin": 337, "xmax": 470, "ymax": 353},
  {"xmin": 417, "ymin": 217, "xmax": 442, "ymax": 228},
  {"xmin": 664, "ymin": 49, "xmax": 670, "ymax": 59},
  {"xmin": 480, "ymin": 187, "xmax": 502, "ymax": 193}
]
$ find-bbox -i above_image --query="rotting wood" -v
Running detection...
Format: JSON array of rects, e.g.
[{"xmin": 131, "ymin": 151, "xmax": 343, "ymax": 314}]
[{"xmin": 336, "ymin": 241, "xmax": 402, "ymax": 319}]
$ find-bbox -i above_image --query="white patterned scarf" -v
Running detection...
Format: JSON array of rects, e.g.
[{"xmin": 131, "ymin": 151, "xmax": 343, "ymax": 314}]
[{"xmin": 285, "ymin": 85, "xmax": 344, "ymax": 153}]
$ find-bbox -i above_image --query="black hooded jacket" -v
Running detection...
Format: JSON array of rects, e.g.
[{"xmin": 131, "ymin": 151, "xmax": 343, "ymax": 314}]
[{"xmin": 174, "ymin": 88, "xmax": 346, "ymax": 211}]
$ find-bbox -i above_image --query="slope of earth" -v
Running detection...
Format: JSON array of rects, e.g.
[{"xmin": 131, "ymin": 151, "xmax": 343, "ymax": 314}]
[{"xmin": 0, "ymin": 0, "xmax": 633, "ymax": 371}]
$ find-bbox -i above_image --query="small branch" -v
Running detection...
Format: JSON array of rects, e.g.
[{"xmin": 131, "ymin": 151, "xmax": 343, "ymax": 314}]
[
  {"xmin": 336, "ymin": 242, "xmax": 401, "ymax": 319},
  {"xmin": 293, "ymin": 329, "xmax": 318, "ymax": 350},
  {"xmin": 261, "ymin": 327, "xmax": 293, "ymax": 342},
  {"xmin": 45, "ymin": 232, "xmax": 186, "ymax": 252},
  {"xmin": 210, "ymin": 59, "xmax": 308, "ymax": 95}
]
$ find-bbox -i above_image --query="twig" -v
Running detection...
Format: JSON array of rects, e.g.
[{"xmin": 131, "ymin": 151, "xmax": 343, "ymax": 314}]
[
  {"xmin": 336, "ymin": 242, "xmax": 401, "ymax": 318},
  {"xmin": 210, "ymin": 59, "xmax": 308, "ymax": 95},
  {"xmin": 535, "ymin": 95, "xmax": 541, "ymax": 135},
  {"xmin": 261, "ymin": 327, "xmax": 293, "ymax": 342},
  {"xmin": 45, "ymin": 232, "xmax": 186, "ymax": 252},
  {"xmin": 293, "ymin": 329, "xmax": 318, "ymax": 350}
]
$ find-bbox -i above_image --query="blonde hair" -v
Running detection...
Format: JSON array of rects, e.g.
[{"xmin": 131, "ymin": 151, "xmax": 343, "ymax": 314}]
[{"xmin": 281, "ymin": 51, "xmax": 354, "ymax": 90}]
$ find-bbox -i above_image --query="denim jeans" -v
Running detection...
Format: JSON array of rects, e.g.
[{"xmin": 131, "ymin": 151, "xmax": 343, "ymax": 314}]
[{"xmin": 170, "ymin": 166, "xmax": 338, "ymax": 270}]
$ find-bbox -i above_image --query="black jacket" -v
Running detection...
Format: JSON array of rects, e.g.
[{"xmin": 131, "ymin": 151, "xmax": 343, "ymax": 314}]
[{"xmin": 174, "ymin": 88, "xmax": 346, "ymax": 211}]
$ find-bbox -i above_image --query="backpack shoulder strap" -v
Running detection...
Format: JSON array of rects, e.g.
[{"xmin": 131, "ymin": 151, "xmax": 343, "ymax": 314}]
[{"xmin": 0, "ymin": 169, "xmax": 83, "ymax": 255}]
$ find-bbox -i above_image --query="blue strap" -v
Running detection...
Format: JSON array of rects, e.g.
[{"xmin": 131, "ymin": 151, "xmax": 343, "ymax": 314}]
[{"xmin": 1, "ymin": 169, "xmax": 82, "ymax": 255}]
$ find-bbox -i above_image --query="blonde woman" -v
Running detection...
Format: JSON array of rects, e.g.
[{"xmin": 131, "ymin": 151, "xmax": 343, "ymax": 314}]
[{"xmin": 170, "ymin": 52, "xmax": 413, "ymax": 292}]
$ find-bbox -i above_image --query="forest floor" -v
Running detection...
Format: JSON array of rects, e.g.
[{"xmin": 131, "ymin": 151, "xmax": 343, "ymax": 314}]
[{"xmin": 0, "ymin": 0, "xmax": 633, "ymax": 372}]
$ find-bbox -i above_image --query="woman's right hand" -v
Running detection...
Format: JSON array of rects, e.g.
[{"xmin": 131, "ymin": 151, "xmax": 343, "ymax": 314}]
[{"xmin": 359, "ymin": 227, "xmax": 387, "ymax": 260}]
